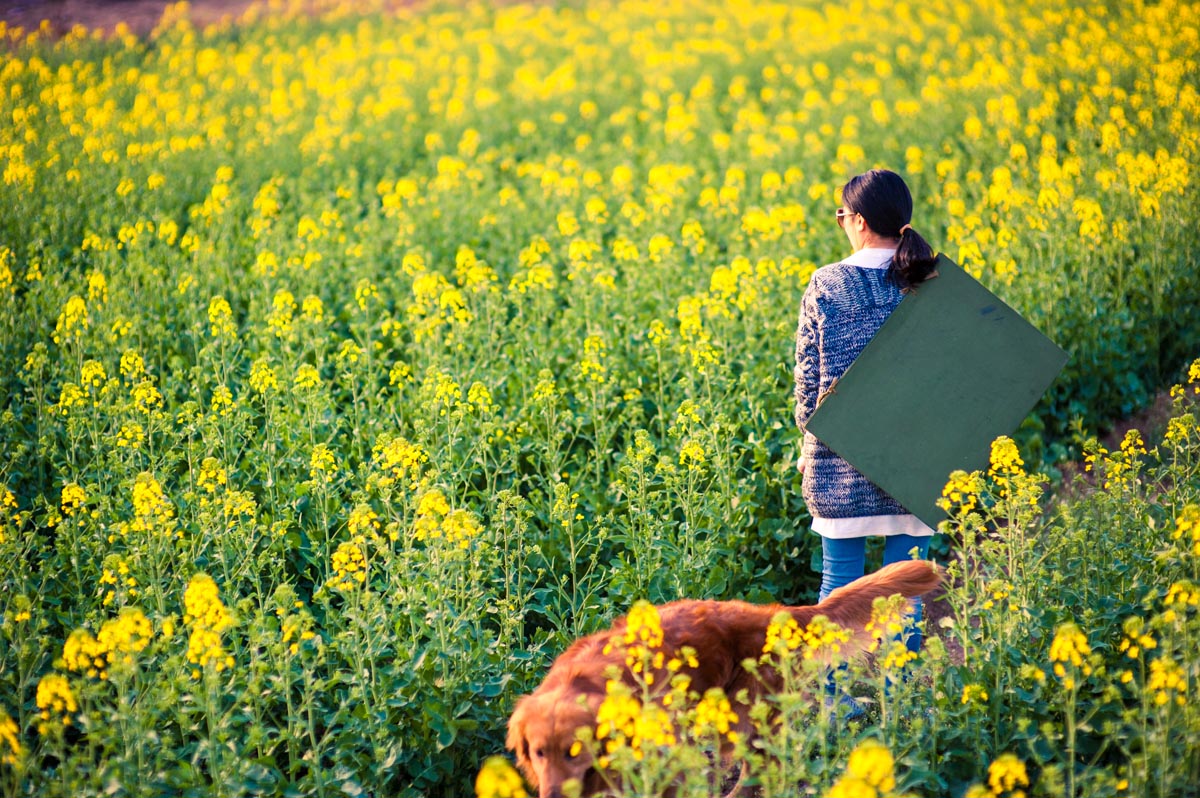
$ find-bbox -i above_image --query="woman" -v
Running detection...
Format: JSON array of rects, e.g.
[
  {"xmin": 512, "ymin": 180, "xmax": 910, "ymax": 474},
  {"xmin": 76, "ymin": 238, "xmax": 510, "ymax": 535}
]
[{"xmin": 794, "ymin": 168, "xmax": 939, "ymax": 654}]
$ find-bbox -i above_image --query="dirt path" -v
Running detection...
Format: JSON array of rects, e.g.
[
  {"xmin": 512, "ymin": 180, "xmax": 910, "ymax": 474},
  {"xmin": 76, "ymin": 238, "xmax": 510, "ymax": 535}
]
[{"xmin": 1, "ymin": 0, "xmax": 264, "ymax": 37}]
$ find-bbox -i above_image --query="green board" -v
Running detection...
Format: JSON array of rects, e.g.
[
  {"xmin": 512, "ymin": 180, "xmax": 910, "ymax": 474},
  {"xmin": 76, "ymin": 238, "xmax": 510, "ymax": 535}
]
[{"xmin": 804, "ymin": 254, "xmax": 1068, "ymax": 529}]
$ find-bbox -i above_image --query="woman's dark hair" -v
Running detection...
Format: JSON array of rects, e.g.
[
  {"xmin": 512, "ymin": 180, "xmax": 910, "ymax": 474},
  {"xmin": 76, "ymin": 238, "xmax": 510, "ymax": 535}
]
[{"xmin": 842, "ymin": 169, "xmax": 938, "ymax": 289}]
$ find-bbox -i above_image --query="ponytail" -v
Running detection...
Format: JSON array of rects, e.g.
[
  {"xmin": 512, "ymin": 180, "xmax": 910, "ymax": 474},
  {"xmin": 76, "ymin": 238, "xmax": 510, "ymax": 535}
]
[{"xmin": 892, "ymin": 224, "xmax": 938, "ymax": 290}]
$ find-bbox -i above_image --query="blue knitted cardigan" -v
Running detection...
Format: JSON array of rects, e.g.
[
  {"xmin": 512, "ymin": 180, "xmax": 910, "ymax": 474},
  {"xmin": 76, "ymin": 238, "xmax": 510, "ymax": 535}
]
[{"xmin": 793, "ymin": 260, "xmax": 908, "ymax": 518}]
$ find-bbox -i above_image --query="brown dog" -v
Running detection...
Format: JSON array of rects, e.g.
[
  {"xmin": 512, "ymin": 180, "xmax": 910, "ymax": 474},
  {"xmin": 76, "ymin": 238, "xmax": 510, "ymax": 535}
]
[{"xmin": 506, "ymin": 559, "xmax": 942, "ymax": 797}]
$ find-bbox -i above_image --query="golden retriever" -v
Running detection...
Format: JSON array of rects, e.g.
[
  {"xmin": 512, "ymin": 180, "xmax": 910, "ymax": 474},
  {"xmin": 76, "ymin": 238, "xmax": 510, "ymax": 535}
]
[{"xmin": 506, "ymin": 559, "xmax": 941, "ymax": 798}]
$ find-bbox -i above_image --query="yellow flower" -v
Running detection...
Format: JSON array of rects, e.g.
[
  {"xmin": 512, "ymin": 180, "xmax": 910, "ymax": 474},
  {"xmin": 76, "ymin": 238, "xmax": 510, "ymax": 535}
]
[
  {"xmin": 987, "ymin": 753, "xmax": 1030, "ymax": 798},
  {"xmin": 119, "ymin": 350, "xmax": 146, "ymax": 381},
  {"xmin": 0, "ymin": 708, "xmax": 21, "ymax": 768},
  {"xmin": 962, "ymin": 684, "xmax": 989, "ymax": 705},
  {"xmin": 129, "ymin": 472, "xmax": 175, "ymax": 534},
  {"xmin": 249, "ymin": 359, "xmax": 279, "ymax": 394},
  {"xmin": 595, "ymin": 680, "xmax": 676, "ymax": 761},
  {"xmin": 692, "ymin": 688, "xmax": 739, "ymax": 742},
  {"xmin": 1173, "ymin": 505, "xmax": 1200, "ymax": 557},
  {"xmin": 847, "ymin": 739, "xmax": 897, "ymax": 792},
  {"xmin": 1049, "ymin": 622, "xmax": 1093, "ymax": 689},
  {"xmin": 196, "ymin": 457, "xmax": 227, "ymax": 494},
  {"xmin": 52, "ymin": 295, "xmax": 89, "ymax": 344},
  {"xmin": 36, "ymin": 674, "xmax": 78, "ymax": 734},
  {"xmin": 577, "ymin": 335, "xmax": 608, "ymax": 384},
  {"xmin": 347, "ymin": 504, "xmax": 380, "ymax": 537},
  {"xmin": 97, "ymin": 608, "xmax": 153, "ymax": 672},
  {"xmin": 988, "ymin": 436, "xmax": 1026, "ymax": 498},
  {"xmin": 939, "ymin": 469, "xmax": 983, "ymax": 514},
  {"xmin": 1147, "ymin": 657, "xmax": 1187, "ymax": 707},
  {"xmin": 60, "ymin": 482, "xmax": 87, "ymax": 515},
  {"xmin": 309, "ymin": 444, "xmax": 337, "ymax": 484},
  {"xmin": 207, "ymin": 296, "xmax": 237, "ymax": 339},
  {"xmin": 184, "ymin": 573, "xmax": 234, "ymax": 674},
  {"xmin": 679, "ymin": 440, "xmax": 706, "ymax": 470},
  {"xmin": 1118, "ymin": 616, "xmax": 1156, "ymax": 660},
  {"xmin": 330, "ymin": 538, "xmax": 368, "ymax": 591},
  {"xmin": 293, "ymin": 364, "xmax": 321, "ymax": 392},
  {"xmin": 371, "ymin": 435, "xmax": 427, "ymax": 490},
  {"xmin": 475, "ymin": 756, "xmax": 528, "ymax": 798},
  {"xmin": 63, "ymin": 628, "xmax": 108, "ymax": 679}
]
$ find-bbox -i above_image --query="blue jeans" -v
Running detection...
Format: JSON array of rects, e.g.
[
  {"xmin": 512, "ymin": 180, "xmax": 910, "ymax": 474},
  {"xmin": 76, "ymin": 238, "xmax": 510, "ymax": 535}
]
[{"xmin": 818, "ymin": 534, "xmax": 931, "ymax": 653}]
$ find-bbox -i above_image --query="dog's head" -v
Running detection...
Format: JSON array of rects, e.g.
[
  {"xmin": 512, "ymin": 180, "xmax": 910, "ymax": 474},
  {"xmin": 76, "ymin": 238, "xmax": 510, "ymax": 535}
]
[{"xmin": 507, "ymin": 685, "xmax": 605, "ymax": 798}]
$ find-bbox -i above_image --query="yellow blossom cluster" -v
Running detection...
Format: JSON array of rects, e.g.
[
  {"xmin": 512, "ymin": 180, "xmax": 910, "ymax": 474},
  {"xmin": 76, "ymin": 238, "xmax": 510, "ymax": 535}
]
[
  {"xmin": 35, "ymin": 674, "xmax": 78, "ymax": 735},
  {"xmin": 595, "ymin": 681, "xmax": 677, "ymax": 766},
  {"xmin": 183, "ymin": 573, "xmax": 234, "ymax": 676},
  {"xmin": 60, "ymin": 482, "xmax": 87, "ymax": 516},
  {"xmin": 413, "ymin": 489, "xmax": 482, "ymax": 549},
  {"xmin": 1084, "ymin": 430, "xmax": 1148, "ymax": 493},
  {"xmin": 1146, "ymin": 658, "xmax": 1187, "ymax": 708},
  {"xmin": 690, "ymin": 688, "xmax": 739, "ymax": 744},
  {"xmin": 474, "ymin": 756, "xmax": 528, "ymax": 798},
  {"xmin": 988, "ymin": 754, "xmax": 1030, "ymax": 798},
  {"xmin": 1049, "ymin": 622, "xmax": 1093, "ymax": 690},
  {"xmin": 0, "ymin": 708, "xmax": 20, "ymax": 768},
  {"xmin": 939, "ymin": 470, "xmax": 984, "ymax": 515},
  {"xmin": 309, "ymin": 443, "xmax": 337, "ymax": 485},
  {"xmin": 370, "ymin": 435, "xmax": 427, "ymax": 491},
  {"xmin": 763, "ymin": 612, "xmax": 851, "ymax": 662},
  {"xmin": 61, "ymin": 607, "xmax": 152, "ymax": 679},
  {"xmin": 961, "ymin": 684, "xmax": 990, "ymax": 706},
  {"xmin": 125, "ymin": 471, "xmax": 176, "ymax": 537},
  {"xmin": 827, "ymin": 739, "xmax": 899, "ymax": 798},
  {"xmin": 988, "ymin": 436, "xmax": 1024, "ymax": 499},
  {"xmin": 330, "ymin": 538, "xmax": 368, "ymax": 592},
  {"xmin": 1118, "ymin": 616, "xmax": 1157, "ymax": 660},
  {"xmin": 1173, "ymin": 504, "xmax": 1200, "ymax": 558},
  {"xmin": 614, "ymin": 600, "xmax": 666, "ymax": 679}
]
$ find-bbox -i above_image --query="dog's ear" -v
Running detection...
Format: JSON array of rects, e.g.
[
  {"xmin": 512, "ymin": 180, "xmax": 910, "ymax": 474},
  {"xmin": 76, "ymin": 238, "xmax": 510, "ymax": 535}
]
[{"xmin": 506, "ymin": 695, "xmax": 537, "ymax": 789}]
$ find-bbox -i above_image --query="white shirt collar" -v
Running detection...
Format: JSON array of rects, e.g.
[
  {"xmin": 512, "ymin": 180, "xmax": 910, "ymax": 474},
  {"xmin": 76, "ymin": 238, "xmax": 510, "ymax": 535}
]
[{"xmin": 842, "ymin": 247, "xmax": 896, "ymax": 269}]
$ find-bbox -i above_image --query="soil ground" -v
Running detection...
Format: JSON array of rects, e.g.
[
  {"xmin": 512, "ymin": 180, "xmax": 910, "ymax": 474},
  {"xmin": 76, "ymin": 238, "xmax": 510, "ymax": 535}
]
[{"xmin": 0, "ymin": 0, "xmax": 258, "ymax": 36}]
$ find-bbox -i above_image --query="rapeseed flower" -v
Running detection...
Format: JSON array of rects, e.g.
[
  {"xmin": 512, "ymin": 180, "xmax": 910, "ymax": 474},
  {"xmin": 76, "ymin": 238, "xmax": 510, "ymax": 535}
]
[
  {"xmin": 60, "ymin": 483, "xmax": 87, "ymax": 516},
  {"xmin": 1049, "ymin": 622, "xmax": 1093, "ymax": 690},
  {"xmin": 962, "ymin": 684, "xmax": 989, "ymax": 706},
  {"xmin": 475, "ymin": 756, "xmax": 527, "ymax": 798},
  {"xmin": 196, "ymin": 458, "xmax": 227, "ymax": 494},
  {"xmin": 97, "ymin": 608, "xmax": 153, "ymax": 672},
  {"xmin": 183, "ymin": 573, "xmax": 234, "ymax": 675},
  {"xmin": 0, "ymin": 709, "xmax": 20, "ymax": 768},
  {"xmin": 1146, "ymin": 657, "xmax": 1187, "ymax": 707},
  {"xmin": 309, "ymin": 444, "xmax": 337, "ymax": 485},
  {"xmin": 1118, "ymin": 616, "xmax": 1156, "ymax": 659},
  {"xmin": 207, "ymin": 296, "xmax": 236, "ymax": 339},
  {"xmin": 36, "ymin": 674, "xmax": 77, "ymax": 734},
  {"xmin": 330, "ymin": 538, "xmax": 367, "ymax": 592},
  {"xmin": 691, "ymin": 688, "xmax": 739, "ymax": 744},
  {"xmin": 986, "ymin": 753, "xmax": 1030, "ymax": 798},
  {"xmin": 62, "ymin": 628, "xmax": 108, "ymax": 679},
  {"xmin": 370, "ymin": 435, "xmax": 427, "ymax": 490},
  {"xmin": 52, "ymin": 295, "xmax": 89, "ymax": 345},
  {"xmin": 595, "ymin": 681, "xmax": 676, "ymax": 765},
  {"xmin": 1173, "ymin": 505, "xmax": 1200, "ymax": 557},
  {"xmin": 827, "ymin": 739, "xmax": 898, "ymax": 798}
]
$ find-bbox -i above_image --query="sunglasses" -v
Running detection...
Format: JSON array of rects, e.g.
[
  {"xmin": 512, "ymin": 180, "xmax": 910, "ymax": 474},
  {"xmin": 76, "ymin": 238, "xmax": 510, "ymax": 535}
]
[{"xmin": 835, "ymin": 208, "xmax": 859, "ymax": 228}]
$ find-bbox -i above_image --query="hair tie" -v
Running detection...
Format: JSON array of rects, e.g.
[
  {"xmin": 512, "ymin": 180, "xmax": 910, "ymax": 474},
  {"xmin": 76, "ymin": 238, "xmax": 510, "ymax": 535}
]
[{"xmin": 898, "ymin": 223, "xmax": 913, "ymax": 237}]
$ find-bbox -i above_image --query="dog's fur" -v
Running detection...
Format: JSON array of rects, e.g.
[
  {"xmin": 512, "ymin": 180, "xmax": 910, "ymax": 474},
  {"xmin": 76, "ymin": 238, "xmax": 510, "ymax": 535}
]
[{"xmin": 506, "ymin": 559, "xmax": 941, "ymax": 798}]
